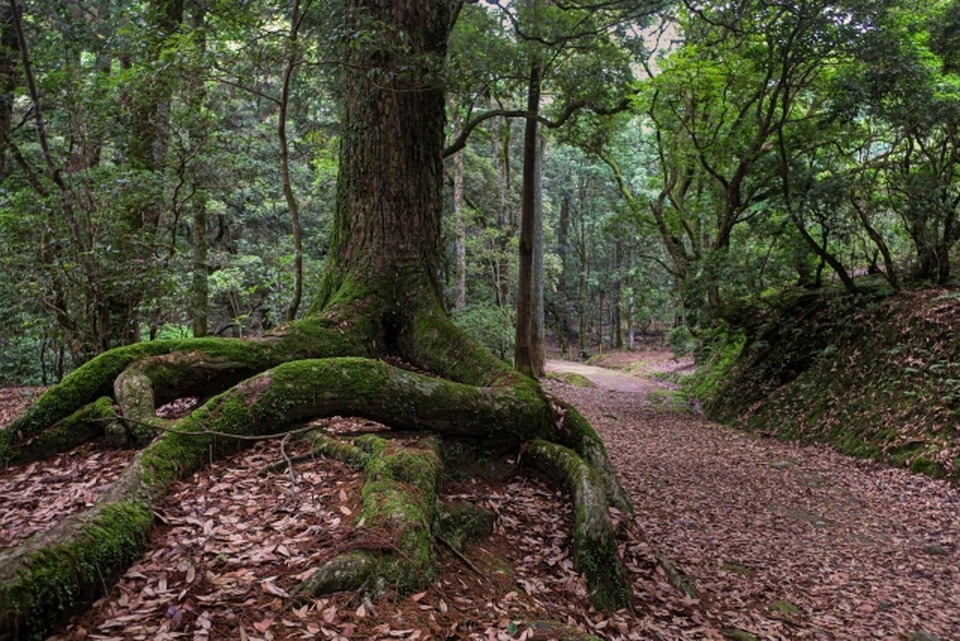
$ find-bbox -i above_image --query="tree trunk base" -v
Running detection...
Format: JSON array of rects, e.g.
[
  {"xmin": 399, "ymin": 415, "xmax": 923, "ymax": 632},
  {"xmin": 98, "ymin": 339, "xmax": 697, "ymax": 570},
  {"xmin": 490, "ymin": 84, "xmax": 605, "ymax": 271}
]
[{"xmin": 0, "ymin": 305, "xmax": 633, "ymax": 638}]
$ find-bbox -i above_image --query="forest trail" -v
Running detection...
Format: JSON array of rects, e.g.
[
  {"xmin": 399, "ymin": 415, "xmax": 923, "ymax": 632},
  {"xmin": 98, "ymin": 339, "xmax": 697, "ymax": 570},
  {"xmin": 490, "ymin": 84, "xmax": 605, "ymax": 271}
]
[
  {"xmin": 545, "ymin": 359, "xmax": 662, "ymax": 394},
  {"xmin": 544, "ymin": 351, "xmax": 960, "ymax": 640}
]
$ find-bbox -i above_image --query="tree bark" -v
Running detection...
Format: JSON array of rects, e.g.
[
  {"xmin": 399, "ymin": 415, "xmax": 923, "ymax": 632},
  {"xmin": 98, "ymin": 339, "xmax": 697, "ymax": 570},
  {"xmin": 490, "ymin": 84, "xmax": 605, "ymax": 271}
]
[
  {"xmin": 452, "ymin": 108, "xmax": 467, "ymax": 312},
  {"xmin": 281, "ymin": 0, "xmax": 305, "ymax": 321},
  {"xmin": 188, "ymin": 4, "xmax": 210, "ymax": 337},
  {"xmin": 514, "ymin": 57, "xmax": 545, "ymax": 376},
  {"xmin": 494, "ymin": 116, "xmax": 514, "ymax": 310}
]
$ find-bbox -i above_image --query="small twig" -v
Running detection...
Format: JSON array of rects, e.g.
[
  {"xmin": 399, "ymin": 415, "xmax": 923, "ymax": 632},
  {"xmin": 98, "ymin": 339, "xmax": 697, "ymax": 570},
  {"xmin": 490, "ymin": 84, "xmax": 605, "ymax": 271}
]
[
  {"xmin": 435, "ymin": 535, "xmax": 489, "ymax": 583},
  {"xmin": 279, "ymin": 433, "xmax": 297, "ymax": 488}
]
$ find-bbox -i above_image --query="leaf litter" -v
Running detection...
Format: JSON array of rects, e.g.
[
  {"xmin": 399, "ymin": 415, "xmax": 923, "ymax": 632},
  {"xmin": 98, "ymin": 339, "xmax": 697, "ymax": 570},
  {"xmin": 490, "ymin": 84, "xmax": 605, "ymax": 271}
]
[{"xmin": 2, "ymin": 348, "xmax": 959, "ymax": 640}]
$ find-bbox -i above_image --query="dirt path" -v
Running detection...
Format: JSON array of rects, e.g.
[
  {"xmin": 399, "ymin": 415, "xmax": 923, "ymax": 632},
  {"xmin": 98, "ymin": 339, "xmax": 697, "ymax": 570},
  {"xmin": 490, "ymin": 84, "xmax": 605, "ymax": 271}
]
[
  {"xmin": 546, "ymin": 359, "xmax": 662, "ymax": 394},
  {"xmin": 545, "ymin": 353, "xmax": 960, "ymax": 640}
]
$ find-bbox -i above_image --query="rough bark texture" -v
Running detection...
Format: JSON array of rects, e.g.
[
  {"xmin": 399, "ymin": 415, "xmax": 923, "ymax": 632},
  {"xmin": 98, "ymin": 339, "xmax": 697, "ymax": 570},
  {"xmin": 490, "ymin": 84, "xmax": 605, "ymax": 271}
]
[{"xmin": 0, "ymin": 1, "xmax": 633, "ymax": 637}]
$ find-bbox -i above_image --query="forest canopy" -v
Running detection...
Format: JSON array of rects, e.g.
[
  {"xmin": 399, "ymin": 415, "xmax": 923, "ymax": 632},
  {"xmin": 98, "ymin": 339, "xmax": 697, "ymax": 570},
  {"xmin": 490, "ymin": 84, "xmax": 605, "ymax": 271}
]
[{"xmin": 2, "ymin": 0, "xmax": 959, "ymax": 381}]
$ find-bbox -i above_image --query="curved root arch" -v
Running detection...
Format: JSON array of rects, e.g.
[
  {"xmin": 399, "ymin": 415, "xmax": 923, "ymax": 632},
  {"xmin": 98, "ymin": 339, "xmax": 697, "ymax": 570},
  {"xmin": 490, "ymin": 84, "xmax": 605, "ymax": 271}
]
[{"xmin": 0, "ymin": 301, "xmax": 634, "ymax": 639}]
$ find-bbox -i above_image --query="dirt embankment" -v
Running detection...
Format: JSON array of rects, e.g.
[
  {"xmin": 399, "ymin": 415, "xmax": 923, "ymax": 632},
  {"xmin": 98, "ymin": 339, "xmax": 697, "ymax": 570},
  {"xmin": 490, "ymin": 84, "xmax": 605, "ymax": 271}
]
[{"xmin": 707, "ymin": 286, "xmax": 960, "ymax": 481}]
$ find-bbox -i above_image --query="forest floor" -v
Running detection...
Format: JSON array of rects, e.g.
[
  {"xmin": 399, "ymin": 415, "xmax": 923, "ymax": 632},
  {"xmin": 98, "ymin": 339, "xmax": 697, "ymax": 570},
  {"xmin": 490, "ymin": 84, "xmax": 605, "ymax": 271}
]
[{"xmin": 1, "ymin": 349, "xmax": 959, "ymax": 641}]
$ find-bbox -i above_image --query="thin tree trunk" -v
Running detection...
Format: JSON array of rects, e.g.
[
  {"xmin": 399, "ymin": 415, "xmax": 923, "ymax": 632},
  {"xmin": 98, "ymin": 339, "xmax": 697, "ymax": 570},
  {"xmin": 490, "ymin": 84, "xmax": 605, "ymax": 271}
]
[
  {"xmin": 185, "ymin": 3, "xmax": 209, "ymax": 337},
  {"xmin": 282, "ymin": 0, "xmax": 305, "ymax": 321},
  {"xmin": 10, "ymin": 0, "xmax": 104, "ymax": 361},
  {"xmin": 452, "ymin": 113, "xmax": 467, "ymax": 312},
  {"xmin": 514, "ymin": 56, "xmax": 544, "ymax": 376},
  {"xmin": 555, "ymin": 193, "xmax": 571, "ymax": 354},
  {"xmin": 0, "ymin": 3, "xmax": 14, "ymax": 180},
  {"xmin": 494, "ymin": 117, "xmax": 512, "ymax": 309},
  {"xmin": 531, "ymin": 131, "xmax": 545, "ymax": 369},
  {"xmin": 613, "ymin": 238, "xmax": 623, "ymax": 349},
  {"xmin": 851, "ymin": 193, "xmax": 898, "ymax": 289},
  {"xmin": 577, "ymin": 178, "xmax": 588, "ymax": 358}
]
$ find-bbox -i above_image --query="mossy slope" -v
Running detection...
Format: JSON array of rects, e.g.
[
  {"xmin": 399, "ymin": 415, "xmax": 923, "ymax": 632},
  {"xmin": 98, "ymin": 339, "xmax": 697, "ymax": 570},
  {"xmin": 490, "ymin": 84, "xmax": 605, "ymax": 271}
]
[{"xmin": 703, "ymin": 285, "xmax": 960, "ymax": 480}]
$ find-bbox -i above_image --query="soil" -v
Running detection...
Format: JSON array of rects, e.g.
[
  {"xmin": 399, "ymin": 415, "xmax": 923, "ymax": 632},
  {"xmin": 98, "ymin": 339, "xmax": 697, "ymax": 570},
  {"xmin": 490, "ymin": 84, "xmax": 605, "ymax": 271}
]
[{"xmin": 2, "ymin": 351, "xmax": 959, "ymax": 640}]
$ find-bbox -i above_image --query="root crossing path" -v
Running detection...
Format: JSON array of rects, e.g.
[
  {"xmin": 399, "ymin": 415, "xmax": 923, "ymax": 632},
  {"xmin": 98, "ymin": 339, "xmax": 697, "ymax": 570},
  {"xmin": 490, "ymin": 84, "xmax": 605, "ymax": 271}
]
[{"xmin": 545, "ymin": 354, "xmax": 960, "ymax": 640}]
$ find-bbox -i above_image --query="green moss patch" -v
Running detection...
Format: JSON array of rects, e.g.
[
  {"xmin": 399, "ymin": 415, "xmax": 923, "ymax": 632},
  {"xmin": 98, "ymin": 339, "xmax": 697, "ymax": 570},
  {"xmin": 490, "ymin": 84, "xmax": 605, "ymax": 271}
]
[
  {"xmin": 700, "ymin": 286, "xmax": 960, "ymax": 482},
  {"xmin": 0, "ymin": 501, "xmax": 153, "ymax": 640}
]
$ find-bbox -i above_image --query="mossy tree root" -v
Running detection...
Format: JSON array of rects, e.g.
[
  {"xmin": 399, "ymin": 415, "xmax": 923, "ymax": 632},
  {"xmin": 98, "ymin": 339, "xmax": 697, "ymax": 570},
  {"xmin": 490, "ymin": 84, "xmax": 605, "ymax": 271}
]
[
  {"xmin": 0, "ymin": 316, "xmax": 376, "ymax": 465},
  {"xmin": 525, "ymin": 439, "xmax": 633, "ymax": 612},
  {"xmin": 0, "ymin": 356, "xmax": 553, "ymax": 638},
  {"xmin": 551, "ymin": 401, "xmax": 634, "ymax": 514},
  {"xmin": 6, "ymin": 396, "xmax": 118, "ymax": 466},
  {"xmin": 293, "ymin": 434, "xmax": 442, "ymax": 599},
  {"xmin": 1, "ymin": 294, "xmax": 636, "ymax": 634},
  {"xmin": 0, "ymin": 454, "xmax": 156, "ymax": 640}
]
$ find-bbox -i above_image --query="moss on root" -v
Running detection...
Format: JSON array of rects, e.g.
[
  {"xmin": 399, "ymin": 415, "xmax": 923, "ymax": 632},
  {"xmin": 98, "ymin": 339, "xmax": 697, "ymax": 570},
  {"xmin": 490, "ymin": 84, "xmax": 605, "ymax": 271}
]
[
  {"xmin": 293, "ymin": 435, "xmax": 442, "ymax": 598},
  {"xmin": 551, "ymin": 402, "xmax": 633, "ymax": 514},
  {"xmin": 0, "ymin": 501, "xmax": 153, "ymax": 640},
  {"xmin": 438, "ymin": 500, "xmax": 496, "ymax": 551},
  {"xmin": 0, "ymin": 285, "xmax": 634, "ymax": 636},
  {"xmin": 131, "ymin": 357, "xmax": 555, "ymax": 447},
  {"xmin": 7, "ymin": 396, "xmax": 117, "ymax": 465},
  {"xmin": 525, "ymin": 439, "xmax": 632, "ymax": 612},
  {"xmin": 0, "ymin": 316, "xmax": 378, "ymax": 466}
]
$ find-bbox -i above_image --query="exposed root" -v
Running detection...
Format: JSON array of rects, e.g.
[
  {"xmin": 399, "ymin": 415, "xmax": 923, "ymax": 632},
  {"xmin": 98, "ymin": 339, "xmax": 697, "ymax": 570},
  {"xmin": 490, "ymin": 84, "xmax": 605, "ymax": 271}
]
[
  {"xmin": 0, "ymin": 454, "xmax": 155, "ymax": 639},
  {"xmin": 292, "ymin": 434, "xmax": 442, "ymax": 599},
  {"xmin": 6, "ymin": 397, "xmax": 118, "ymax": 466},
  {"xmin": 525, "ymin": 439, "xmax": 632, "ymax": 612},
  {"xmin": 0, "ymin": 315, "xmax": 377, "ymax": 465},
  {"xmin": 290, "ymin": 551, "xmax": 378, "ymax": 600},
  {"xmin": 0, "ymin": 311, "xmax": 635, "ymax": 636},
  {"xmin": 550, "ymin": 400, "xmax": 634, "ymax": 514},
  {"xmin": 437, "ymin": 500, "xmax": 496, "ymax": 552}
]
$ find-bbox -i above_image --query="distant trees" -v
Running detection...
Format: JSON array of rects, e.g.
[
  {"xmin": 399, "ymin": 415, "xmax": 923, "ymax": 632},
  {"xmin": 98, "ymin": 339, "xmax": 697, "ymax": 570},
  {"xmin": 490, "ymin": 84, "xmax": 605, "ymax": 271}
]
[
  {"xmin": 0, "ymin": 0, "xmax": 335, "ymax": 381},
  {"xmin": 597, "ymin": 0, "xmax": 960, "ymax": 334},
  {"xmin": 4, "ymin": 0, "xmax": 960, "ymax": 384}
]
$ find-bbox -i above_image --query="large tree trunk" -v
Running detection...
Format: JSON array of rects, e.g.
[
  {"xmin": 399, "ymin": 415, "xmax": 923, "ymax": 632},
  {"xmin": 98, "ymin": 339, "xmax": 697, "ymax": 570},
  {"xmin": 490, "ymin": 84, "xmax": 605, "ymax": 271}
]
[{"xmin": 0, "ymin": 1, "xmax": 633, "ymax": 636}]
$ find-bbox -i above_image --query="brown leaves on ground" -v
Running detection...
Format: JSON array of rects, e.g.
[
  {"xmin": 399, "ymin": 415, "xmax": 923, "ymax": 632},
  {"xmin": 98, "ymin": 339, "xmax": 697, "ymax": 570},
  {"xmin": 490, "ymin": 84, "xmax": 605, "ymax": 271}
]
[
  {"xmin": 545, "ymin": 357, "xmax": 960, "ymax": 640},
  {"xmin": 2, "ymin": 407, "xmax": 705, "ymax": 641},
  {"xmin": 4, "ymin": 347, "xmax": 960, "ymax": 640},
  {"xmin": 0, "ymin": 387, "xmax": 135, "ymax": 549},
  {"xmin": 0, "ymin": 444, "xmax": 134, "ymax": 548}
]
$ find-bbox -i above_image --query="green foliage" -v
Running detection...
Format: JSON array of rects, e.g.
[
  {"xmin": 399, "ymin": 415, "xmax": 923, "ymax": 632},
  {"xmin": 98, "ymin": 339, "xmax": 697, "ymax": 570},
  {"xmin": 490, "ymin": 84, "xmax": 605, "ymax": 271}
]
[
  {"xmin": 451, "ymin": 303, "xmax": 515, "ymax": 361},
  {"xmin": 0, "ymin": 0, "xmax": 336, "ymax": 367},
  {"xmin": 682, "ymin": 325, "xmax": 745, "ymax": 404},
  {"xmin": 668, "ymin": 325, "xmax": 696, "ymax": 357}
]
